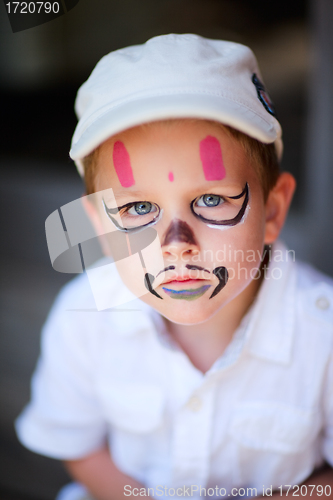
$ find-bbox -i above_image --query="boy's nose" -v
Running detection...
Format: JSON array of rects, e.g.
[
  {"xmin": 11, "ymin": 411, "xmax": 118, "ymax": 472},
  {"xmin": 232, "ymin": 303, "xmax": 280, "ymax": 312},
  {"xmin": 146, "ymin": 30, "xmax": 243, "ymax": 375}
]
[{"xmin": 161, "ymin": 219, "xmax": 199, "ymax": 258}]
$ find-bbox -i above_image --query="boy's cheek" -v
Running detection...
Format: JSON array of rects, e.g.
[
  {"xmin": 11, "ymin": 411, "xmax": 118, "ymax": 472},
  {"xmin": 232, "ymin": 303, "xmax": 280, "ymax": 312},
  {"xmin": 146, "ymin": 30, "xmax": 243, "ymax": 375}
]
[
  {"xmin": 208, "ymin": 224, "xmax": 265, "ymax": 264},
  {"xmin": 113, "ymin": 229, "xmax": 165, "ymax": 299},
  {"xmin": 115, "ymin": 257, "xmax": 148, "ymax": 298},
  {"xmin": 207, "ymin": 230, "xmax": 265, "ymax": 291},
  {"xmin": 225, "ymin": 259, "xmax": 261, "ymax": 287},
  {"xmin": 138, "ymin": 232, "xmax": 165, "ymax": 279}
]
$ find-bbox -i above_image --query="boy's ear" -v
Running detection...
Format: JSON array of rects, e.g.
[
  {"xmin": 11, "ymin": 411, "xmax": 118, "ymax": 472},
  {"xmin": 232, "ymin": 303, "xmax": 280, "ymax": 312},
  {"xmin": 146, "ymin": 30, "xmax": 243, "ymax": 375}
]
[
  {"xmin": 81, "ymin": 194, "xmax": 111, "ymax": 256},
  {"xmin": 264, "ymin": 172, "xmax": 296, "ymax": 245}
]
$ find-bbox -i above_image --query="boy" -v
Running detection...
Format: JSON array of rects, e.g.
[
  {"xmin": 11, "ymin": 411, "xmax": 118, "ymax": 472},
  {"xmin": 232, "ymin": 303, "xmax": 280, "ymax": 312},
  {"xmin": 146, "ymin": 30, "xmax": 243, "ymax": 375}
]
[{"xmin": 16, "ymin": 34, "xmax": 333, "ymax": 500}]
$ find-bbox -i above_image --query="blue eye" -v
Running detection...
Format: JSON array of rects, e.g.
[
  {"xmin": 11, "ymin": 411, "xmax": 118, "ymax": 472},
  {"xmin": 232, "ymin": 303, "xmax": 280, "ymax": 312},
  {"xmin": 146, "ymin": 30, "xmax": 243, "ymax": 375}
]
[
  {"xmin": 103, "ymin": 198, "xmax": 161, "ymax": 232},
  {"xmin": 127, "ymin": 202, "xmax": 157, "ymax": 216},
  {"xmin": 196, "ymin": 194, "xmax": 223, "ymax": 207}
]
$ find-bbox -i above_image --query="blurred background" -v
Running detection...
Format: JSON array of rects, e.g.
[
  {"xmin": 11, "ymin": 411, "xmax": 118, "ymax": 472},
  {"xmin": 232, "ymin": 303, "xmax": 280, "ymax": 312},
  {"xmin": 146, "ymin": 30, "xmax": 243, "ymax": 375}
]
[{"xmin": 0, "ymin": 0, "xmax": 332, "ymax": 498}]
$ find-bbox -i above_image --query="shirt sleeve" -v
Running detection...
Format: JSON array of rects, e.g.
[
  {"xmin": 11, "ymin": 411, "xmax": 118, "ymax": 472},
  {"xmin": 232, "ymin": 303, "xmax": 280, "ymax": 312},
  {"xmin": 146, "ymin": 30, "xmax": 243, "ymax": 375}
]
[{"xmin": 15, "ymin": 288, "xmax": 108, "ymax": 460}]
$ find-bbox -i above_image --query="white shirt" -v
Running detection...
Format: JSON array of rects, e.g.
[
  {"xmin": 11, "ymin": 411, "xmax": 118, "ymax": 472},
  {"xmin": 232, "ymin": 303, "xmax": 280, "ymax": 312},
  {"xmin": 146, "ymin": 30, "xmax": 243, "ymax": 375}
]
[{"xmin": 16, "ymin": 243, "xmax": 333, "ymax": 496}]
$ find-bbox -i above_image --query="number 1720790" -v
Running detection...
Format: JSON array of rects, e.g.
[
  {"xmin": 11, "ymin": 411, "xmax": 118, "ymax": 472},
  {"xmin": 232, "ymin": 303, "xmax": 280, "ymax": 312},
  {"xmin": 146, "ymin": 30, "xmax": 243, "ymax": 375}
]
[
  {"xmin": 5, "ymin": 2, "xmax": 60, "ymax": 14},
  {"xmin": 275, "ymin": 484, "xmax": 331, "ymax": 496}
]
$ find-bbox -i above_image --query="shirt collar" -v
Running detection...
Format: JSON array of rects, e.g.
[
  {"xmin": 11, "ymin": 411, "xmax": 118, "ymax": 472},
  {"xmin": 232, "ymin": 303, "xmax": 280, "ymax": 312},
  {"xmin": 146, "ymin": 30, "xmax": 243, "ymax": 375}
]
[{"xmin": 244, "ymin": 241, "xmax": 297, "ymax": 365}]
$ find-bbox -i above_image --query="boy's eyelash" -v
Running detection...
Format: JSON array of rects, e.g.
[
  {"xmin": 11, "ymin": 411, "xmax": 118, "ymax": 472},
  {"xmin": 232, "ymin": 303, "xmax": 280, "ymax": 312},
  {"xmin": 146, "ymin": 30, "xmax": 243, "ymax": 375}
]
[
  {"xmin": 196, "ymin": 194, "xmax": 226, "ymax": 204},
  {"xmin": 103, "ymin": 200, "xmax": 138, "ymax": 215},
  {"xmin": 194, "ymin": 184, "xmax": 248, "ymax": 206}
]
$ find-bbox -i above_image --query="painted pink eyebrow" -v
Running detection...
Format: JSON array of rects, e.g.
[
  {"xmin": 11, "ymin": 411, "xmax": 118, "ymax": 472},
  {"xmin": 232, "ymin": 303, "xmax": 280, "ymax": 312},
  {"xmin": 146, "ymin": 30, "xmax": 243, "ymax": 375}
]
[
  {"xmin": 113, "ymin": 141, "xmax": 135, "ymax": 187},
  {"xmin": 199, "ymin": 135, "xmax": 226, "ymax": 181}
]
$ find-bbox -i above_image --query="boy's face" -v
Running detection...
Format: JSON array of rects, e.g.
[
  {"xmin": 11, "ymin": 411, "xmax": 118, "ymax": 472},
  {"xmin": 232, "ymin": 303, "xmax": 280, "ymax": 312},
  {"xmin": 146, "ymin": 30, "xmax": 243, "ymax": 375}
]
[{"xmin": 93, "ymin": 120, "xmax": 270, "ymax": 324}]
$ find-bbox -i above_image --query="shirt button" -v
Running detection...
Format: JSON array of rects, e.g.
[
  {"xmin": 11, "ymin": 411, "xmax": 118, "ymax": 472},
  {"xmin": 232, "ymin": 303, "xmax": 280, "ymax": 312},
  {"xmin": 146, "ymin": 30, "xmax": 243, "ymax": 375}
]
[
  {"xmin": 315, "ymin": 296, "xmax": 330, "ymax": 310},
  {"xmin": 187, "ymin": 396, "xmax": 202, "ymax": 412}
]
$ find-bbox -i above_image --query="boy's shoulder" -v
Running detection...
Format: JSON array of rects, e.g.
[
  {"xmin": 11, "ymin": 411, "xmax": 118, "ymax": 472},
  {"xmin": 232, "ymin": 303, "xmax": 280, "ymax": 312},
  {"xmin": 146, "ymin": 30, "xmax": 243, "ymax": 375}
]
[
  {"xmin": 295, "ymin": 259, "xmax": 333, "ymax": 327},
  {"xmin": 264, "ymin": 242, "xmax": 333, "ymax": 328},
  {"xmin": 47, "ymin": 268, "xmax": 98, "ymax": 322},
  {"xmin": 44, "ymin": 259, "xmax": 154, "ymax": 338},
  {"xmin": 245, "ymin": 245, "xmax": 333, "ymax": 367},
  {"xmin": 50, "ymin": 257, "xmax": 131, "ymax": 310}
]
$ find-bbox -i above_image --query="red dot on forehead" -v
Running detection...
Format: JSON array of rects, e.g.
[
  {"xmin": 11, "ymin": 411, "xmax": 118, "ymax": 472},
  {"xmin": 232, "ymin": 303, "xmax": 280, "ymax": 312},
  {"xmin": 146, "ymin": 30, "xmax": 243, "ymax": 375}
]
[
  {"xmin": 113, "ymin": 141, "xmax": 135, "ymax": 187},
  {"xmin": 168, "ymin": 172, "xmax": 174, "ymax": 182},
  {"xmin": 199, "ymin": 135, "xmax": 226, "ymax": 181}
]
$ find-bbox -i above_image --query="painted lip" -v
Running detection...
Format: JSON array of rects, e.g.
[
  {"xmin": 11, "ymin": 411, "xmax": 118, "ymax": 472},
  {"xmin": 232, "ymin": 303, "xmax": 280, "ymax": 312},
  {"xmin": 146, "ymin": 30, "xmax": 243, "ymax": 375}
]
[
  {"xmin": 162, "ymin": 283, "xmax": 212, "ymax": 300},
  {"xmin": 163, "ymin": 278, "xmax": 206, "ymax": 286},
  {"xmin": 161, "ymin": 270, "xmax": 210, "ymax": 285},
  {"xmin": 162, "ymin": 275, "xmax": 202, "ymax": 284}
]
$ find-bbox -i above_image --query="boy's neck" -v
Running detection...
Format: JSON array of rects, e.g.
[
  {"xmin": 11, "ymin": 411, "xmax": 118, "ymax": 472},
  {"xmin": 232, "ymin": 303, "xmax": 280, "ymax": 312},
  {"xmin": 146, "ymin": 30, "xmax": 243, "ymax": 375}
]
[{"xmin": 163, "ymin": 275, "xmax": 263, "ymax": 373}]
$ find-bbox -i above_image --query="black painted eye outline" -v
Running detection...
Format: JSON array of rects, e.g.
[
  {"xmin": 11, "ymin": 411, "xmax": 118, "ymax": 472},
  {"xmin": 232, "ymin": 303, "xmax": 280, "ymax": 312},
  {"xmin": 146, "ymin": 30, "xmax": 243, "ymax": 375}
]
[
  {"xmin": 102, "ymin": 199, "xmax": 162, "ymax": 233},
  {"xmin": 190, "ymin": 183, "xmax": 249, "ymax": 227},
  {"xmin": 103, "ymin": 182, "xmax": 248, "ymax": 232}
]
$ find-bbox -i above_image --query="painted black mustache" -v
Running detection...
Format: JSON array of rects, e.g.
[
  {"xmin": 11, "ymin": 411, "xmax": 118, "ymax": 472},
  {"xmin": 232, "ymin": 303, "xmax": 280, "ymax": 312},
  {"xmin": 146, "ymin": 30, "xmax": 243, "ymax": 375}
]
[
  {"xmin": 156, "ymin": 264, "xmax": 210, "ymax": 278},
  {"xmin": 162, "ymin": 219, "xmax": 198, "ymax": 246},
  {"xmin": 186, "ymin": 264, "xmax": 210, "ymax": 273},
  {"xmin": 210, "ymin": 266, "xmax": 229, "ymax": 299},
  {"xmin": 144, "ymin": 273, "xmax": 163, "ymax": 299}
]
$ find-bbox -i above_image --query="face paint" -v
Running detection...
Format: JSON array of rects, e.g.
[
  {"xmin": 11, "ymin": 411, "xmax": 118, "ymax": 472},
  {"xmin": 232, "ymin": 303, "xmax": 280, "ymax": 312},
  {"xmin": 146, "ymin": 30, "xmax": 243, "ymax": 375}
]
[
  {"xmin": 162, "ymin": 219, "xmax": 198, "ymax": 246},
  {"xmin": 144, "ymin": 272, "xmax": 163, "ymax": 299},
  {"xmin": 113, "ymin": 141, "xmax": 135, "ymax": 187},
  {"xmin": 168, "ymin": 172, "xmax": 174, "ymax": 182},
  {"xmin": 185, "ymin": 264, "xmax": 210, "ymax": 273},
  {"xmin": 162, "ymin": 284, "xmax": 211, "ymax": 301},
  {"xmin": 210, "ymin": 267, "xmax": 228, "ymax": 299},
  {"xmin": 206, "ymin": 204, "xmax": 251, "ymax": 231},
  {"xmin": 156, "ymin": 265, "xmax": 175, "ymax": 278},
  {"xmin": 199, "ymin": 136, "xmax": 226, "ymax": 181},
  {"xmin": 191, "ymin": 183, "xmax": 249, "ymax": 228}
]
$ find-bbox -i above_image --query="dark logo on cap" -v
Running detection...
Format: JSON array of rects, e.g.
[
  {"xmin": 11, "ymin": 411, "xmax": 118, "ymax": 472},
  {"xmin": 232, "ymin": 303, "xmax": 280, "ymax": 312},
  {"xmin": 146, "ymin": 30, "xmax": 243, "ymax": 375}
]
[{"xmin": 252, "ymin": 73, "xmax": 276, "ymax": 118}]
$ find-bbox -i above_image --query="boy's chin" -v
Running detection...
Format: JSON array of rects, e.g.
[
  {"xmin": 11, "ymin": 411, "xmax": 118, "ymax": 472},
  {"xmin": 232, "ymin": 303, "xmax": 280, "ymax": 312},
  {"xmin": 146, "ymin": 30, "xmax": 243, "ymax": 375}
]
[{"xmin": 145, "ymin": 297, "xmax": 221, "ymax": 325}]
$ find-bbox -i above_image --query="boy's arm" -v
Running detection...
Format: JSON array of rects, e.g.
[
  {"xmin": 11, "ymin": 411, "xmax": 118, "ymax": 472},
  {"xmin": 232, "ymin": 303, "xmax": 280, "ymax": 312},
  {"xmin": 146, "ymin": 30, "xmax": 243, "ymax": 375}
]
[
  {"xmin": 64, "ymin": 446, "xmax": 144, "ymax": 500},
  {"xmin": 270, "ymin": 465, "xmax": 333, "ymax": 498}
]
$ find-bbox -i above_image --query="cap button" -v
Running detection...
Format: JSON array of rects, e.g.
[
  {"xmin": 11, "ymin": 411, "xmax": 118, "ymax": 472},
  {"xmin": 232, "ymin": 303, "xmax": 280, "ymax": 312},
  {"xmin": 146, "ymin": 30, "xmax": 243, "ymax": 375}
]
[
  {"xmin": 187, "ymin": 396, "xmax": 202, "ymax": 412},
  {"xmin": 315, "ymin": 296, "xmax": 330, "ymax": 310}
]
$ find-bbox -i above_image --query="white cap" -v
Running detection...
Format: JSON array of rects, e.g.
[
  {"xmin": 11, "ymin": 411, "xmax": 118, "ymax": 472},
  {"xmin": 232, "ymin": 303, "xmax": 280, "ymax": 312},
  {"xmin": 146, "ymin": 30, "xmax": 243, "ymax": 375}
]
[{"xmin": 70, "ymin": 33, "xmax": 282, "ymax": 175}]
